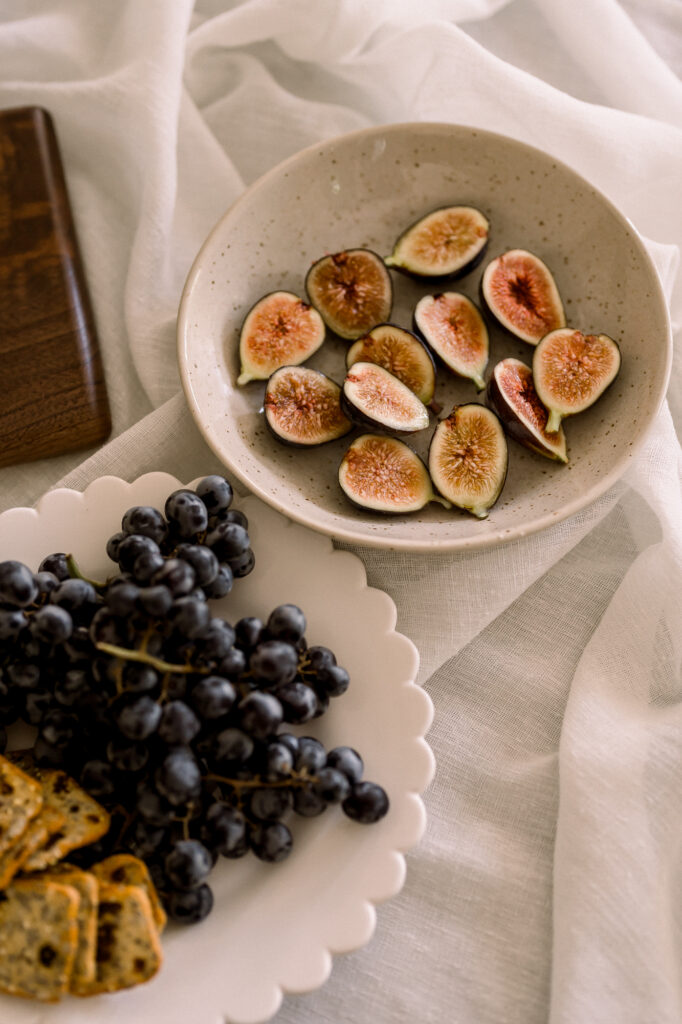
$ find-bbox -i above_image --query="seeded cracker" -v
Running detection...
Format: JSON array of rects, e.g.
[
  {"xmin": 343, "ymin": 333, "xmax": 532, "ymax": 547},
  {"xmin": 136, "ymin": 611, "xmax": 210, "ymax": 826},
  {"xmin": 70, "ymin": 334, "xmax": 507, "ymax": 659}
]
[
  {"xmin": 75, "ymin": 882, "xmax": 163, "ymax": 995},
  {"xmin": 40, "ymin": 864, "xmax": 99, "ymax": 990},
  {"xmin": 0, "ymin": 877, "xmax": 79, "ymax": 1002},
  {"xmin": 8, "ymin": 755, "xmax": 110, "ymax": 870},
  {"xmin": 0, "ymin": 806, "xmax": 66, "ymax": 889},
  {"xmin": 0, "ymin": 755, "xmax": 43, "ymax": 860},
  {"xmin": 92, "ymin": 853, "xmax": 167, "ymax": 932}
]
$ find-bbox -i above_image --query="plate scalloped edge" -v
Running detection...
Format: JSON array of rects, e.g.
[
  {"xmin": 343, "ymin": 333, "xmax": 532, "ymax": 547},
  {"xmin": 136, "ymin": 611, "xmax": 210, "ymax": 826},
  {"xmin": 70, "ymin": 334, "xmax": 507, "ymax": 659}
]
[{"xmin": 0, "ymin": 473, "xmax": 435, "ymax": 1024}]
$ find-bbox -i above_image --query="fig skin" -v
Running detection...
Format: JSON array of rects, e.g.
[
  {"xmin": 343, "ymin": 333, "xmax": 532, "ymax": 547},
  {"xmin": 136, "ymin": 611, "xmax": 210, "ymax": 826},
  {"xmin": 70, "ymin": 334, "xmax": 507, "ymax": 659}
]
[
  {"xmin": 487, "ymin": 358, "xmax": 567, "ymax": 463},
  {"xmin": 305, "ymin": 249, "xmax": 393, "ymax": 341},
  {"xmin": 264, "ymin": 366, "xmax": 353, "ymax": 447},
  {"xmin": 385, "ymin": 205, "xmax": 489, "ymax": 280},
  {"xmin": 346, "ymin": 324, "xmax": 437, "ymax": 405},
  {"xmin": 341, "ymin": 362, "xmax": 430, "ymax": 436},
  {"xmin": 480, "ymin": 249, "xmax": 565, "ymax": 345},
  {"xmin": 237, "ymin": 291, "xmax": 325, "ymax": 385},
  {"xmin": 339, "ymin": 434, "xmax": 451, "ymax": 514},
  {"xmin": 428, "ymin": 403, "xmax": 508, "ymax": 519},
  {"xmin": 413, "ymin": 292, "xmax": 489, "ymax": 392},
  {"xmin": 533, "ymin": 328, "xmax": 622, "ymax": 433}
]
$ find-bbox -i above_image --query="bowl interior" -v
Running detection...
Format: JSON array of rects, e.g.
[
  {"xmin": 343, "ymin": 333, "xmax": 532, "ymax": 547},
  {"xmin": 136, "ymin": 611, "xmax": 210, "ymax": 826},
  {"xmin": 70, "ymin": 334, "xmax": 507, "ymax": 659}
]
[{"xmin": 177, "ymin": 123, "xmax": 670, "ymax": 551}]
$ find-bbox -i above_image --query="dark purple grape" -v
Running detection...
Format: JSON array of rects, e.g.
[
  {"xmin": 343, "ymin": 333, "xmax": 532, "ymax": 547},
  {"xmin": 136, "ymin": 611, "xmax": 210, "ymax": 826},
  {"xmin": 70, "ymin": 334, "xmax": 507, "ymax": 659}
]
[
  {"xmin": 106, "ymin": 737, "xmax": 150, "ymax": 773},
  {"xmin": 196, "ymin": 620, "xmax": 236, "ymax": 664},
  {"xmin": 235, "ymin": 617, "xmax": 264, "ymax": 651},
  {"xmin": 164, "ymin": 884, "xmax": 213, "ymax": 924},
  {"xmin": 7, "ymin": 661, "xmax": 40, "ymax": 690},
  {"xmin": 167, "ymin": 596, "xmax": 211, "ymax": 640},
  {"xmin": 295, "ymin": 737, "xmax": 326, "ymax": 774},
  {"xmin": 227, "ymin": 548, "xmax": 255, "ymax": 578},
  {"xmin": 263, "ymin": 740, "xmax": 294, "ymax": 781},
  {"xmin": 34, "ymin": 571, "xmax": 60, "ymax": 600},
  {"xmin": 217, "ymin": 646, "xmax": 247, "ymax": 680},
  {"xmin": 276, "ymin": 733, "xmax": 300, "ymax": 759},
  {"xmin": 317, "ymin": 664, "xmax": 350, "ymax": 697},
  {"xmin": 201, "ymin": 565, "xmax": 234, "ymax": 599},
  {"xmin": 132, "ymin": 550, "xmax": 166, "ymax": 585},
  {"xmin": 190, "ymin": 676, "xmax": 236, "ymax": 721},
  {"xmin": 117, "ymin": 696, "xmax": 162, "ymax": 741},
  {"xmin": 29, "ymin": 605, "xmax": 73, "ymax": 644},
  {"xmin": 121, "ymin": 505, "xmax": 168, "ymax": 545},
  {"xmin": 116, "ymin": 534, "xmax": 161, "ymax": 574},
  {"xmin": 210, "ymin": 727, "xmax": 254, "ymax": 766},
  {"xmin": 155, "ymin": 747, "xmax": 201, "ymax": 805},
  {"xmin": 106, "ymin": 532, "xmax": 126, "ymax": 563},
  {"xmin": 304, "ymin": 645, "xmax": 336, "ymax": 673},
  {"xmin": 0, "ymin": 561, "xmax": 38, "ymax": 607},
  {"xmin": 195, "ymin": 476, "xmax": 233, "ymax": 514},
  {"xmin": 266, "ymin": 604, "xmax": 306, "ymax": 643},
  {"xmin": 38, "ymin": 553, "xmax": 70, "ymax": 581},
  {"xmin": 312, "ymin": 767, "xmax": 351, "ymax": 804},
  {"xmin": 137, "ymin": 585, "xmax": 173, "ymax": 618},
  {"xmin": 249, "ymin": 640, "xmax": 298, "ymax": 687},
  {"xmin": 50, "ymin": 578, "xmax": 98, "ymax": 621},
  {"xmin": 237, "ymin": 692, "xmax": 282, "ymax": 740},
  {"xmin": 127, "ymin": 820, "xmax": 168, "ymax": 860},
  {"xmin": 165, "ymin": 490, "xmax": 209, "ymax": 540},
  {"xmin": 292, "ymin": 787, "xmax": 327, "ymax": 817},
  {"xmin": 276, "ymin": 681, "xmax": 317, "ymax": 724},
  {"xmin": 121, "ymin": 663, "xmax": 159, "ymax": 695},
  {"xmin": 89, "ymin": 608, "xmax": 132, "ymax": 646},
  {"xmin": 54, "ymin": 668, "xmax": 91, "ymax": 707},
  {"xmin": 326, "ymin": 746, "xmax": 363, "ymax": 784},
  {"xmin": 214, "ymin": 508, "xmax": 248, "ymax": 530},
  {"xmin": 150, "ymin": 559, "xmax": 196, "ymax": 597},
  {"xmin": 342, "ymin": 782, "xmax": 389, "ymax": 824},
  {"xmin": 157, "ymin": 701, "xmax": 200, "ymax": 746},
  {"xmin": 136, "ymin": 784, "xmax": 175, "ymax": 827},
  {"xmin": 23, "ymin": 689, "xmax": 54, "ymax": 725},
  {"xmin": 248, "ymin": 787, "xmax": 293, "ymax": 822},
  {"xmin": 165, "ymin": 839, "xmax": 212, "ymax": 889},
  {"xmin": 205, "ymin": 522, "xmax": 250, "ymax": 562},
  {"xmin": 200, "ymin": 803, "xmax": 246, "ymax": 856},
  {"xmin": 250, "ymin": 822, "xmax": 292, "ymax": 863},
  {"xmin": 0, "ymin": 609, "xmax": 28, "ymax": 640},
  {"xmin": 40, "ymin": 709, "xmax": 79, "ymax": 749},
  {"xmin": 105, "ymin": 581, "xmax": 140, "ymax": 617},
  {"xmin": 176, "ymin": 544, "xmax": 219, "ymax": 588}
]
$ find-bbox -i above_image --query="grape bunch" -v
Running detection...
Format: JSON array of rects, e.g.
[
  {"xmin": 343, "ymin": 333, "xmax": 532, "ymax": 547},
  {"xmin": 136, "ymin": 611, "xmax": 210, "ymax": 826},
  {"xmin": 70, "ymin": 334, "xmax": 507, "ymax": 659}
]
[{"xmin": 0, "ymin": 476, "xmax": 389, "ymax": 926}]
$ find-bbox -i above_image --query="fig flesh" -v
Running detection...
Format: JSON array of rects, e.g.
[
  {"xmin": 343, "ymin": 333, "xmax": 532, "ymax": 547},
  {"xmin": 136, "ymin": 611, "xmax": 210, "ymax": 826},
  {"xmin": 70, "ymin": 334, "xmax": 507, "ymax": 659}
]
[
  {"xmin": 339, "ymin": 434, "xmax": 450, "ymax": 514},
  {"xmin": 385, "ymin": 206, "xmax": 489, "ymax": 279},
  {"xmin": 533, "ymin": 328, "xmax": 621, "ymax": 433},
  {"xmin": 264, "ymin": 366, "xmax": 352, "ymax": 446},
  {"xmin": 305, "ymin": 249, "xmax": 392, "ymax": 340},
  {"xmin": 413, "ymin": 292, "xmax": 489, "ymax": 391},
  {"xmin": 487, "ymin": 358, "xmax": 567, "ymax": 462},
  {"xmin": 341, "ymin": 362, "xmax": 430, "ymax": 435},
  {"xmin": 346, "ymin": 324, "xmax": 436, "ymax": 405},
  {"xmin": 237, "ymin": 291, "xmax": 325, "ymax": 385},
  {"xmin": 481, "ymin": 249, "xmax": 565, "ymax": 345},
  {"xmin": 428, "ymin": 404, "xmax": 508, "ymax": 519}
]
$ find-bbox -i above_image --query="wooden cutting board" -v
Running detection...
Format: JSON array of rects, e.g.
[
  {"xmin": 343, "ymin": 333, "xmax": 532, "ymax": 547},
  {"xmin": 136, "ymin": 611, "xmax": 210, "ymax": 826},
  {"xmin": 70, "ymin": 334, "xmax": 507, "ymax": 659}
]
[{"xmin": 0, "ymin": 106, "xmax": 111, "ymax": 468}]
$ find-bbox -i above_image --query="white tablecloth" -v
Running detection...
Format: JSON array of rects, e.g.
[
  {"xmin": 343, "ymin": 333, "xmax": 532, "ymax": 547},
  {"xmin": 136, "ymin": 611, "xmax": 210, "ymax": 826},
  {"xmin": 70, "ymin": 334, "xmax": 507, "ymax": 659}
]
[{"xmin": 1, "ymin": 2, "xmax": 681, "ymax": 1022}]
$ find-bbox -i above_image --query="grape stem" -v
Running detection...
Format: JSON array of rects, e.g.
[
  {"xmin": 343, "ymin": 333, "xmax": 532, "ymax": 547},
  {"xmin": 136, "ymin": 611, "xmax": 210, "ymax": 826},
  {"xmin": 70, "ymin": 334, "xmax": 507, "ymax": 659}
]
[
  {"xmin": 66, "ymin": 554, "xmax": 107, "ymax": 591},
  {"xmin": 203, "ymin": 772, "xmax": 314, "ymax": 791},
  {"xmin": 94, "ymin": 641, "xmax": 210, "ymax": 675}
]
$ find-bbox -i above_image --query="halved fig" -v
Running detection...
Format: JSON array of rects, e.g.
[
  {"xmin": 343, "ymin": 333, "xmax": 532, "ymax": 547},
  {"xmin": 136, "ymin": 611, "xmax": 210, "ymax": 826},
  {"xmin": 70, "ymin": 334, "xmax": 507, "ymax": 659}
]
[
  {"xmin": 385, "ymin": 206, "xmax": 489, "ymax": 279},
  {"xmin": 341, "ymin": 362, "xmax": 430, "ymax": 435},
  {"xmin": 481, "ymin": 249, "xmax": 565, "ymax": 345},
  {"xmin": 264, "ymin": 366, "xmax": 352, "ymax": 446},
  {"xmin": 487, "ymin": 358, "xmax": 567, "ymax": 462},
  {"xmin": 305, "ymin": 249, "xmax": 392, "ymax": 340},
  {"xmin": 413, "ymin": 292, "xmax": 489, "ymax": 391},
  {"xmin": 237, "ymin": 291, "xmax": 325, "ymax": 385},
  {"xmin": 346, "ymin": 324, "xmax": 436, "ymax": 405},
  {"xmin": 339, "ymin": 435, "xmax": 450, "ymax": 514},
  {"xmin": 428, "ymin": 404, "xmax": 508, "ymax": 519},
  {"xmin": 533, "ymin": 328, "xmax": 621, "ymax": 433}
]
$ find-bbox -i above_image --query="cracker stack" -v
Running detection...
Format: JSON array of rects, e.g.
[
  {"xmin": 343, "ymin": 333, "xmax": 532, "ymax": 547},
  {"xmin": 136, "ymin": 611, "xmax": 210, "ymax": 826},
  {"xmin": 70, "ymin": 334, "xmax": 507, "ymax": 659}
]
[{"xmin": 0, "ymin": 753, "xmax": 165, "ymax": 1002}]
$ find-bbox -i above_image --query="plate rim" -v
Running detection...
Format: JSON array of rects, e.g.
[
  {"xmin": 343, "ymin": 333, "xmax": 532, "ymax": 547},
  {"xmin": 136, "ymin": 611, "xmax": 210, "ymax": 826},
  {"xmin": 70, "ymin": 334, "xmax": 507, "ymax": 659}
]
[{"xmin": 177, "ymin": 121, "xmax": 673, "ymax": 553}]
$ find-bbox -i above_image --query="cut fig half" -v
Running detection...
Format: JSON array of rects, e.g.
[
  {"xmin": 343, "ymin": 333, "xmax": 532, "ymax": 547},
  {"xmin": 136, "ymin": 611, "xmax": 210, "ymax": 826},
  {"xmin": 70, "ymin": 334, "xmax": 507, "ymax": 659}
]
[
  {"xmin": 413, "ymin": 292, "xmax": 489, "ymax": 391},
  {"xmin": 264, "ymin": 366, "xmax": 352, "ymax": 446},
  {"xmin": 385, "ymin": 206, "xmax": 489, "ymax": 279},
  {"xmin": 339, "ymin": 435, "xmax": 451, "ymax": 514},
  {"xmin": 342, "ymin": 362, "xmax": 430, "ymax": 435},
  {"xmin": 428, "ymin": 404, "xmax": 508, "ymax": 519},
  {"xmin": 533, "ymin": 328, "xmax": 621, "ymax": 433},
  {"xmin": 487, "ymin": 358, "xmax": 567, "ymax": 462},
  {"xmin": 305, "ymin": 249, "xmax": 392, "ymax": 340},
  {"xmin": 346, "ymin": 324, "xmax": 436, "ymax": 405},
  {"xmin": 237, "ymin": 291, "xmax": 325, "ymax": 385},
  {"xmin": 481, "ymin": 249, "xmax": 565, "ymax": 345}
]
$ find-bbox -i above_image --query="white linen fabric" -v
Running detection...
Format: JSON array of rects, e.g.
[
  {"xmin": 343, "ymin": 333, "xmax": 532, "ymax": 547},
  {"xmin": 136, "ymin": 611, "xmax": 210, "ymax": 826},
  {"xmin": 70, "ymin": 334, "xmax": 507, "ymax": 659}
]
[{"xmin": 1, "ymin": 2, "xmax": 681, "ymax": 1022}]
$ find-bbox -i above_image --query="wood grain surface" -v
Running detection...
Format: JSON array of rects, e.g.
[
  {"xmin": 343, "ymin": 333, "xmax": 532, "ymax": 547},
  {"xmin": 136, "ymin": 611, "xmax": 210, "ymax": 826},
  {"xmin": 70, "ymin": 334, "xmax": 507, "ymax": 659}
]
[{"xmin": 0, "ymin": 106, "xmax": 111, "ymax": 468}]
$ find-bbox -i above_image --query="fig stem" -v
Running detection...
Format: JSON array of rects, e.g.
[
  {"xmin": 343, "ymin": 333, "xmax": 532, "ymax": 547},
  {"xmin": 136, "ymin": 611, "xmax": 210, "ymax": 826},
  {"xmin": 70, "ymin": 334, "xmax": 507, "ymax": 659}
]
[{"xmin": 546, "ymin": 409, "xmax": 563, "ymax": 433}]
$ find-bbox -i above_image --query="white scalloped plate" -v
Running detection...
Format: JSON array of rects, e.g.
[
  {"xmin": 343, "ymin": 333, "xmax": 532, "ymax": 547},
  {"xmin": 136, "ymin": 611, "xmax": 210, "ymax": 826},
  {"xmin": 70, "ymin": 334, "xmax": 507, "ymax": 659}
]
[
  {"xmin": 0, "ymin": 473, "xmax": 434, "ymax": 1024},
  {"xmin": 177, "ymin": 122, "xmax": 672, "ymax": 552}
]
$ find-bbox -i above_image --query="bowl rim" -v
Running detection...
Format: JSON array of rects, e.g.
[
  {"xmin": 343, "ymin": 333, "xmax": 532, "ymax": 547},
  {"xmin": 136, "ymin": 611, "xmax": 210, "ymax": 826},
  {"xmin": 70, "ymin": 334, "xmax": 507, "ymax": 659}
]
[{"xmin": 177, "ymin": 121, "xmax": 673, "ymax": 552}]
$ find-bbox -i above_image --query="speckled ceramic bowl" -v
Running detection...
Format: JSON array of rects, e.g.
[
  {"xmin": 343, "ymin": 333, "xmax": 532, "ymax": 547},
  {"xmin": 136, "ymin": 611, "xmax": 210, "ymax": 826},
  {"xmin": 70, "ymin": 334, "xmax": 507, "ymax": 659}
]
[{"xmin": 177, "ymin": 123, "xmax": 671, "ymax": 551}]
